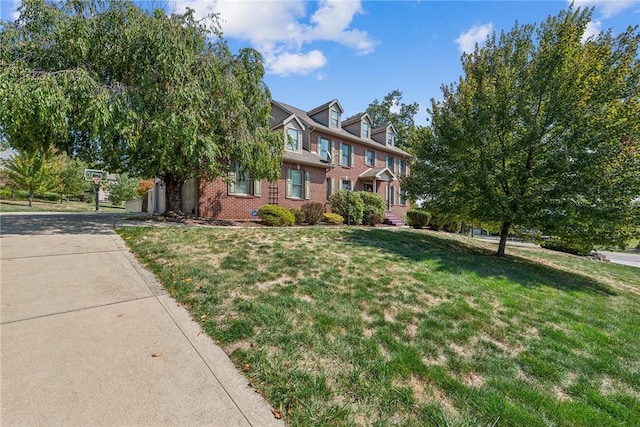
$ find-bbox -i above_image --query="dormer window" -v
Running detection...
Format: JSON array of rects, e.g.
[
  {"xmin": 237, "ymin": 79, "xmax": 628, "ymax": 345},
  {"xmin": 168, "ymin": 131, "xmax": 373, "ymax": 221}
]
[
  {"xmin": 330, "ymin": 108, "xmax": 340, "ymax": 128},
  {"xmin": 387, "ymin": 130, "xmax": 395, "ymax": 146},
  {"xmin": 287, "ymin": 127, "xmax": 301, "ymax": 152},
  {"xmin": 362, "ymin": 122, "xmax": 370, "ymax": 139}
]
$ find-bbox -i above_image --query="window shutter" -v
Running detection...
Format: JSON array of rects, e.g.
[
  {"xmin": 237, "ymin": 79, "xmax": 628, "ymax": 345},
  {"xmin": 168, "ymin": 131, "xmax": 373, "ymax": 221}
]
[
  {"xmin": 304, "ymin": 171, "xmax": 311, "ymax": 200},
  {"xmin": 373, "ymin": 151, "xmax": 377, "ymax": 167},
  {"xmin": 339, "ymin": 143, "xmax": 343, "ymax": 166},
  {"xmin": 228, "ymin": 170, "xmax": 236, "ymax": 195},
  {"xmin": 286, "ymin": 169, "xmax": 292, "ymax": 198},
  {"xmin": 253, "ymin": 179, "xmax": 261, "ymax": 197},
  {"xmin": 316, "ymin": 136, "xmax": 320, "ymax": 155},
  {"xmin": 350, "ymin": 147, "xmax": 354, "ymax": 167}
]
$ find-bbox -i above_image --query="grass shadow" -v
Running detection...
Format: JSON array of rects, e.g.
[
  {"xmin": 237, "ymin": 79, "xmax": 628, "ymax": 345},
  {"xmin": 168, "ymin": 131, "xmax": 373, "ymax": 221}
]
[
  {"xmin": 0, "ymin": 213, "xmax": 138, "ymax": 236},
  {"xmin": 344, "ymin": 228, "xmax": 618, "ymax": 296}
]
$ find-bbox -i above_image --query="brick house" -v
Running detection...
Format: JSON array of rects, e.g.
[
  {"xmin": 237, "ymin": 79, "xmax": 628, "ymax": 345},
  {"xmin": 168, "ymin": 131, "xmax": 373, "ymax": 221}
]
[{"xmin": 161, "ymin": 99, "xmax": 411, "ymax": 222}]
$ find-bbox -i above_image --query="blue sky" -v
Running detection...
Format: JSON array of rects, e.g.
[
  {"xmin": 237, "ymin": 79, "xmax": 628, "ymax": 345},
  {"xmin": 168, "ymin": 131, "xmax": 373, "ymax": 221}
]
[{"xmin": 2, "ymin": 0, "xmax": 639, "ymax": 125}]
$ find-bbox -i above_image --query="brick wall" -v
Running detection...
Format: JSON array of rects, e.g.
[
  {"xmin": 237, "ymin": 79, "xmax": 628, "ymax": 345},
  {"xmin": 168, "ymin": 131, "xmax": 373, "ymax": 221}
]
[{"xmin": 198, "ymin": 162, "xmax": 329, "ymax": 220}]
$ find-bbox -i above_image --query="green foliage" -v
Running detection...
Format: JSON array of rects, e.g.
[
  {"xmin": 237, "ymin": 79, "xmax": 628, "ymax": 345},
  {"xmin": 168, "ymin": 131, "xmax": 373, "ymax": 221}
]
[
  {"xmin": 258, "ymin": 205, "xmax": 295, "ymax": 227},
  {"xmin": 0, "ymin": 187, "xmax": 12, "ymax": 198},
  {"xmin": 348, "ymin": 90, "xmax": 419, "ymax": 149},
  {"xmin": 5, "ymin": 148, "xmax": 59, "ymax": 206},
  {"xmin": 301, "ymin": 202, "xmax": 324, "ymax": 225},
  {"xmin": 406, "ymin": 210, "xmax": 431, "ymax": 229},
  {"xmin": 0, "ymin": 0, "xmax": 283, "ymax": 213},
  {"xmin": 108, "ymin": 173, "xmax": 140, "ymax": 205},
  {"xmin": 289, "ymin": 208, "xmax": 306, "ymax": 225},
  {"xmin": 358, "ymin": 191, "xmax": 386, "ymax": 220},
  {"xmin": 54, "ymin": 155, "xmax": 86, "ymax": 200},
  {"xmin": 406, "ymin": 6, "xmax": 640, "ymax": 256},
  {"xmin": 323, "ymin": 213, "xmax": 344, "ymax": 225},
  {"xmin": 329, "ymin": 190, "xmax": 364, "ymax": 225},
  {"xmin": 367, "ymin": 213, "xmax": 382, "ymax": 226},
  {"xmin": 541, "ymin": 239, "xmax": 593, "ymax": 256}
]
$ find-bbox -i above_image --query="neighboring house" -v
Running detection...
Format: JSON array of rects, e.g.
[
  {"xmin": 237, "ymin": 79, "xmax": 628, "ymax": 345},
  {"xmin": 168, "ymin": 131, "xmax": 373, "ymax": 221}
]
[{"xmin": 156, "ymin": 99, "xmax": 412, "ymax": 222}]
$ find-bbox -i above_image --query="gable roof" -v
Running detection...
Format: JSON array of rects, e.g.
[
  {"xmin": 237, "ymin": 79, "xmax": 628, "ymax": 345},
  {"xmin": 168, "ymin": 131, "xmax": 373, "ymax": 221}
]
[
  {"xmin": 341, "ymin": 113, "xmax": 372, "ymax": 127},
  {"xmin": 272, "ymin": 100, "xmax": 411, "ymax": 158},
  {"xmin": 307, "ymin": 99, "xmax": 344, "ymax": 116}
]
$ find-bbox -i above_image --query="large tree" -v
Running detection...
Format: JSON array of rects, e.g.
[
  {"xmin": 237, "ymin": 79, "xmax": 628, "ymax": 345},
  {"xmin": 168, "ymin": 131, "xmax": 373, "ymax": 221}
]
[
  {"xmin": 347, "ymin": 90, "xmax": 420, "ymax": 148},
  {"xmin": 405, "ymin": 6, "xmax": 640, "ymax": 256},
  {"xmin": 0, "ymin": 0, "xmax": 282, "ymax": 212}
]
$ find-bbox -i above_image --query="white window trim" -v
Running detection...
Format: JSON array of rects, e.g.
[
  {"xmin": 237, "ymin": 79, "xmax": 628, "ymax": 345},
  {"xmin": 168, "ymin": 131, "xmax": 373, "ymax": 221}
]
[
  {"xmin": 340, "ymin": 143, "xmax": 354, "ymax": 168},
  {"xmin": 330, "ymin": 108, "xmax": 340, "ymax": 128},
  {"xmin": 286, "ymin": 126, "xmax": 301, "ymax": 153},
  {"xmin": 365, "ymin": 149, "xmax": 376, "ymax": 167}
]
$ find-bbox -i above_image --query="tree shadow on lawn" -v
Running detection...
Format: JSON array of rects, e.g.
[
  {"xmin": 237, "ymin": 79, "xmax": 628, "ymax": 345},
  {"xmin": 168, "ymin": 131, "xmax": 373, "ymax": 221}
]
[{"xmin": 344, "ymin": 228, "xmax": 617, "ymax": 296}]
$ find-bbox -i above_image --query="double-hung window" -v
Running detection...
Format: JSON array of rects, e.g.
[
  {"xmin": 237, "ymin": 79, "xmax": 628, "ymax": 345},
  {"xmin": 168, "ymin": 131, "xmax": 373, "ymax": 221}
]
[
  {"xmin": 330, "ymin": 108, "xmax": 339, "ymax": 128},
  {"xmin": 318, "ymin": 137, "xmax": 331, "ymax": 162},
  {"xmin": 341, "ymin": 143, "xmax": 353, "ymax": 167},
  {"xmin": 387, "ymin": 131, "xmax": 395, "ymax": 146},
  {"xmin": 362, "ymin": 122, "xmax": 370, "ymax": 139},
  {"xmin": 365, "ymin": 149, "xmax": 375, "ymax": 167},
  {"xmin": 228, "ymin": 160, "xmax": 261, "ymax": 197},
  {"xmin": 286, "ymin": 169, "xmax": 310, "ymax": 199},
  {"xmin": 287, "ymin": 127, "xmax": 301, "ymax": 152},
  {"xmin": 387, "ymin": 155, "xmax": 395, "ymax": 172},
  {"xmin": 399, "ymin": 189, "xmax": 407, "ymax": 206},
  {"xmin": 341, "ymin": 179, "xmax": 352, "ymax": 191},
  {"xmin": 399, "ymin": 159, "xmax": 407, "ymax": 177}
]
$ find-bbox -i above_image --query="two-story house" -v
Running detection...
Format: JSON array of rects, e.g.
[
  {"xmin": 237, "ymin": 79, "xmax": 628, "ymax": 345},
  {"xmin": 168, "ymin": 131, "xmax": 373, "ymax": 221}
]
[{"xmin": 184, "ymin": 99, "xmax": 412, "ymax": 222}]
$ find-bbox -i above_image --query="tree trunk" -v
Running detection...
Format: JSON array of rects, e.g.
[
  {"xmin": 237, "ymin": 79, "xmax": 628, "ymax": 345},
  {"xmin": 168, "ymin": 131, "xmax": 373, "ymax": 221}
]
[
  {"xmin": 164, "ymin": 174, "xmax": 183, "ymax": 214},
  {"xmin": 28, "ymin": 192, "xmax": 33, "ymax": 207},
  {"xmin": 497, "ymin": 221, "xmax": 511, "ymax": 257}
]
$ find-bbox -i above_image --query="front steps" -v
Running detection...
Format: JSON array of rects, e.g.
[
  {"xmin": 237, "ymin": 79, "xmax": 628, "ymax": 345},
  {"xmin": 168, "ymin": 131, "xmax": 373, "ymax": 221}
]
[{"xmin": 383, "ymin": 212, "xmax": 407, "ymax": 227}]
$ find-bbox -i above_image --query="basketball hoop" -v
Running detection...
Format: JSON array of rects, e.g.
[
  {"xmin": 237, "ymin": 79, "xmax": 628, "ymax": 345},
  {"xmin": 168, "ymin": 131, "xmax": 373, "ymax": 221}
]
[{"xmin": 92, "ymin": 175, "xmax": 102, "ymax": 185}]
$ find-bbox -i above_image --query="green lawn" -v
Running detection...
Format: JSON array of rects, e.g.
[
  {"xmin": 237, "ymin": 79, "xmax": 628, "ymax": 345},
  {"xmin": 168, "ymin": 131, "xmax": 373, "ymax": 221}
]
[
  {"xmin": 0, "ymin": 198, "xmax": 126, "ymax": 213},
  {"xmin": 118, "ymin": 226, "xmax": 640, "ymax": 426}
]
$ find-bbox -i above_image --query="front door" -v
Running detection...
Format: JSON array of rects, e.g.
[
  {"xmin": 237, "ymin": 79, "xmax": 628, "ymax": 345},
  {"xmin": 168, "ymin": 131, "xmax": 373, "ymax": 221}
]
[{"xmin": 386, "ymin": 184, "xmax": 395, "ymax": 211}]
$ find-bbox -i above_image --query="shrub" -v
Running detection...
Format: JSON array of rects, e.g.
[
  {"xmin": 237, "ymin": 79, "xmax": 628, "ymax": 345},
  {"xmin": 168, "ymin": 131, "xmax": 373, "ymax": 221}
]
[
  {"xmin": 41, "ymin": 192, "xmax": 60, "ymax": 202},
  {"xmin": 258, "ymin": 205, "xmax": 295, "ymax": 226},
  {"xmin": 290, "ymin": 208, "xmax": 306, "ymax": 225},
  {"xmin": 329, "ymin": 190, "xmax": 364, "ymax": 225},
  {"xmin": 0, "ymin": 187, "xmax": 13, "ymax": 199},
  {"xmin": 368, "ymin": 213, "xmax": 382, "ymax": 226},
  {"xmin": 323, "ymin": 212, "xmax": 344, "ymax": 225},
  {"xmin": 406, "ymin": 210, "xmax": 431, "ymax": 229},
  {"xmin": 358, "ymin": 191, "xmax": 386, "ymax": 220},
  {"xmin": 136, "ymin": 179, "xmax": 154, "ymax": 197},
  {"xmin": 541, "ymin": 239, "xmax": 593, "ymax": 256},
  {"xmin": 302, "ymin": 202, "xmax": 324, "ymax": 225}
]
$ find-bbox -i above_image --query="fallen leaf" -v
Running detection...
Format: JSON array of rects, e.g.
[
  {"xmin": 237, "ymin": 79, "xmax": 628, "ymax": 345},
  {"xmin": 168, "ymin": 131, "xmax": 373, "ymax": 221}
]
[
  {"xmin": 197, "ymin": 331, "xmax": 203, "ymax": 336},
  {"xmin": 184, "ymin": 278, "xmax": 192, "ymax": 282},
  {"xmin": 117, "ymin": 313, "xmax": 126, "ymax": 318},
  {"xmin": 271, "ymin": 409, "xmax": 282, "ymax": 419},
  {"xmin": 151, "ymin": 352, "xmax": 163, "ymax": 358},
  {"xmin": 242, "ymin": 364, "xmax": 250, "ymax": 372},
  {"xmin": 200, "ymin": 314, "xmax": 207, "ymax": 322},
  {"xmin": 286, "ymin": 402, "xmax": 293, "ymax": 415}
]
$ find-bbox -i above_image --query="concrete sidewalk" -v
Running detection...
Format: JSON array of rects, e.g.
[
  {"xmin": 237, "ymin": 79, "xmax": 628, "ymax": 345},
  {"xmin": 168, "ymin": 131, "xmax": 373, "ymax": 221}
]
[{"xmin": 1, "ymin": 213, "xmax": 283, "ymax": 426}]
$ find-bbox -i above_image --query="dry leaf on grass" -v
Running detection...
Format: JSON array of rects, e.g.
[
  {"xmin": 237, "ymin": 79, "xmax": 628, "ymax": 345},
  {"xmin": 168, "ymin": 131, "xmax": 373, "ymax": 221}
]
[
  {"xmin": 271, "ymin": 408, "xmax": 282, "ymax": 419},
  {"xmin": 151, "ymin": 352, "xmax": 163, "ymax": 358}
]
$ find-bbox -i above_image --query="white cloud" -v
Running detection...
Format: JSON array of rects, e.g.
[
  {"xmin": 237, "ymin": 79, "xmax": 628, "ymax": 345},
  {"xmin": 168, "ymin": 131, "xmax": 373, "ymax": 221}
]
[
  {"xmin": 455, "ymin": 23, "xmax": 493, "ymax": 54},
  {"xmin": 265, "ymin": 50, "xmax": 327, "ymax": 76},
  {"xmin": 582, "ymin": 20, "xmax": 602, "ymax": 42},
  {"xmin": 571, "ymin": 0, "xmax": 640, "ymax": 19},
  {"xmin": 170, "ymin": 0, "xmax": 375, "ymax": 76}
]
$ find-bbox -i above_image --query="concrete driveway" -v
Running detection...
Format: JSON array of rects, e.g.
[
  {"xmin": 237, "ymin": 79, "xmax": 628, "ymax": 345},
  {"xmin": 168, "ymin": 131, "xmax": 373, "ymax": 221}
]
[
  {"xmin": 0, "ymin": 213, "xmax": 282, "ymax": 427},
  {"xmin": 600, "ymin": 251, "xmax": 640, "ymax": 268}
]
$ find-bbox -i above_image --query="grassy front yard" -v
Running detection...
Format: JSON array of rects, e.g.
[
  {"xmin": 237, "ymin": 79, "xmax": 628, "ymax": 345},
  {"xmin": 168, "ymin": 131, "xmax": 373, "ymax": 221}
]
[{"xmin": 118, "ymin": 226, "xmax": 640, "ymax": 426}]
